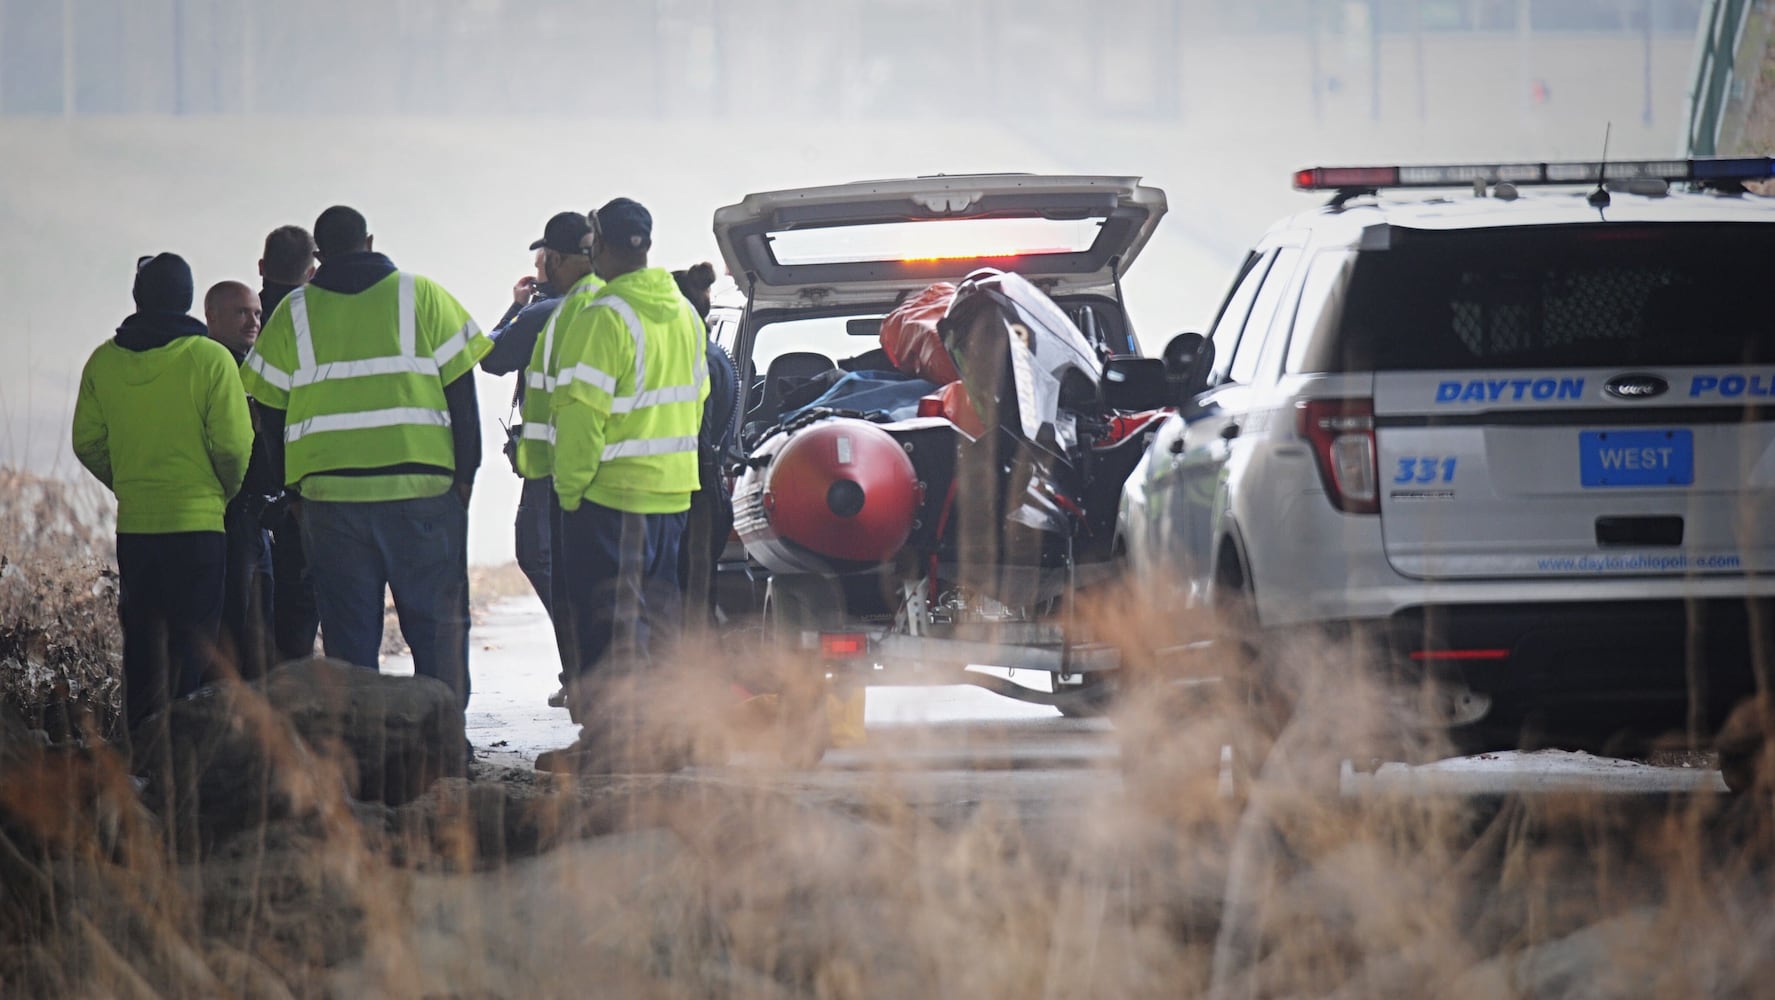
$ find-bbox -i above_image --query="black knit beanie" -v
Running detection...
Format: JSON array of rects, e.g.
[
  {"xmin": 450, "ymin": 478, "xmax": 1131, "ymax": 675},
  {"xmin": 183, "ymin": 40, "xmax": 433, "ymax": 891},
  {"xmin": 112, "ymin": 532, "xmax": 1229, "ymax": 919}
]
[{"xmin": 133, "ymin": 253, "xmax": 195, "ymax": 314}]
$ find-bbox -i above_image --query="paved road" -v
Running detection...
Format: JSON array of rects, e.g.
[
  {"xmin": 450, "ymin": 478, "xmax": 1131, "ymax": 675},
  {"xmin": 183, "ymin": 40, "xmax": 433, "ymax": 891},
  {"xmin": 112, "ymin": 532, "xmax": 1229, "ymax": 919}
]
[{"xmin": 384, "ymin": 596, "xmax": 1728, "ymax": 801}]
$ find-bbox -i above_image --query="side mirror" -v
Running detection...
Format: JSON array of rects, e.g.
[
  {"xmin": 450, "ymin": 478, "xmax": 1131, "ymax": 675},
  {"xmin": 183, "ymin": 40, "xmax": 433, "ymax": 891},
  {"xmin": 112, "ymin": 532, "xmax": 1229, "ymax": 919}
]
[
  {"xmin": 1100, "ymin": 355, "xmax": 1169, "ymax": 412},
  {"xmin": 1162, "ymin": 332, "xmax": 1213, "ymax": 405}
]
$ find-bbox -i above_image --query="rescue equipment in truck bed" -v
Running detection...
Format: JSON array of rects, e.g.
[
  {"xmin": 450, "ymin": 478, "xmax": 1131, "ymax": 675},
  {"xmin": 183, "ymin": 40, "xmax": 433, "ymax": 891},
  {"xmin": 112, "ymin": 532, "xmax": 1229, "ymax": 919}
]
[{"xmin": 735, "ymin": 268, "xmax": 1163, "ymax": 610}]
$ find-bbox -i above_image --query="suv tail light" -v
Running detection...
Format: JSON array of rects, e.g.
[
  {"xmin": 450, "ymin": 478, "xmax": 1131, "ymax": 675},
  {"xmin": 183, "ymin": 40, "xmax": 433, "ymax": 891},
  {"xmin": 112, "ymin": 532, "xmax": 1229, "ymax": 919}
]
[
  {"xmin": 819, "ymin": 632, "xmax": 868, "ymax": 658},
  {"xmin": 1297, "ymin": 398, "xmax": 1379, "ymax": 514}
]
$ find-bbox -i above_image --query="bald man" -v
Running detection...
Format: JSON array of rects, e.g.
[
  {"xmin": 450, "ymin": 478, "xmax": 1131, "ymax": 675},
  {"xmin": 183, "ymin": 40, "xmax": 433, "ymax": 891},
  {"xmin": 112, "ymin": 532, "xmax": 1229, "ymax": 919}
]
[
  {"xmin": 205, "ymin": 281, "xmax": 262, "ymax": 357},
  {"xmin": 206, "ymin": 280, "xmax": 276, "ymax": 678}
]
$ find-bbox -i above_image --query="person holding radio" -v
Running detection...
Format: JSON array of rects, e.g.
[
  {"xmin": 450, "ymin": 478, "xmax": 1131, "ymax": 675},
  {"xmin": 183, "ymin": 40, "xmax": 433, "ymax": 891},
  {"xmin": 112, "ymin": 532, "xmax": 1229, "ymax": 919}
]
[{"xmin": 480, "ymin": 211, "xmax": 593, "ymax": 620}]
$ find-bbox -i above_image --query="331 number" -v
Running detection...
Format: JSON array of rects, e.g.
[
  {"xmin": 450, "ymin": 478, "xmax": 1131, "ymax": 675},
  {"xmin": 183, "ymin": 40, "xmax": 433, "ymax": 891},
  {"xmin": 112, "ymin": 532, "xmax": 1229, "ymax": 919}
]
[{"xmin": 1393, "ymin": 457, "xmax": 1457, "ymax": 484}]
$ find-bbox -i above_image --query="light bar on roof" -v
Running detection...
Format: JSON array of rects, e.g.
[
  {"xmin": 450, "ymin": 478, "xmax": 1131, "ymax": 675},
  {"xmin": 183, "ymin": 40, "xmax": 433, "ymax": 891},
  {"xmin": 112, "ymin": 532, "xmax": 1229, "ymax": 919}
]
[{"xmin": 1293, "ymin": 157, "xmax": 1775, "ymax": 191}]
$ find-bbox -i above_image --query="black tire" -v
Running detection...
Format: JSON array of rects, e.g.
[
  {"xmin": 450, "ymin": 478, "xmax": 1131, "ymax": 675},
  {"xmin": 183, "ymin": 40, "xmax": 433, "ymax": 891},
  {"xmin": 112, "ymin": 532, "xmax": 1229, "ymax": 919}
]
[
  {"xmin": 1209, "ymin": 547, "xmax": 1317, "ymax": 797},
  {"xmin": 1210, "ymin": 547, "xmax": 1280, "ymax": 728},
  {"xmin": 1720, "ymin": 744, "xmax": 1761, "ymax": 795},
  {"xmin": 1054, "ymin": 674, "xmax": 1116, "ymax": 718}
]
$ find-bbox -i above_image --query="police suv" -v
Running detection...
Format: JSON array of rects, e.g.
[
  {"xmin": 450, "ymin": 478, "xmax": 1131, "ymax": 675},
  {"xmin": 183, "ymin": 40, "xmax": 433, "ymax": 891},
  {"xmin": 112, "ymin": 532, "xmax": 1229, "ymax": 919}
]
[{"xmin": 1118, "ymin": 158, "xmax": 1775, "ymax": 786}]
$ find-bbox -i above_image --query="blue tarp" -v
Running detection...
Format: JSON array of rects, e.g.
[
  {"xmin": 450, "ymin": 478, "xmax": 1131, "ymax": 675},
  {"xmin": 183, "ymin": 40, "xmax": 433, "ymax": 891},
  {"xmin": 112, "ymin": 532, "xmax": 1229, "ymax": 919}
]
[{"xmin": 783, "ymin": 370, "xmax": 941, "ymax": 423}]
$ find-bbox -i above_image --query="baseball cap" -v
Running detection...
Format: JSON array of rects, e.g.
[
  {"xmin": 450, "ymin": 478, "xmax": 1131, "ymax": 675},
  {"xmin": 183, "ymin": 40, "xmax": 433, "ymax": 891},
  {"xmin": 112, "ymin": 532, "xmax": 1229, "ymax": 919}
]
[
  {"xmin": 594, "ymin": 198, "xmax": 652, "ymax": 252},
  {"xmin": 530, "ymin": 211, "xmax": 593, "ymax": 254}
]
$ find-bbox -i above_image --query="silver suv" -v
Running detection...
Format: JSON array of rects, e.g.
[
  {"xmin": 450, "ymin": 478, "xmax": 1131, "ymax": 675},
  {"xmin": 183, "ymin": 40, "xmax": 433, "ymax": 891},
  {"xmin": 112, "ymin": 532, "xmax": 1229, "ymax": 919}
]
[{"xmin": 1118, "ymin": 158, "xmax": 1775, "ymax": 784}]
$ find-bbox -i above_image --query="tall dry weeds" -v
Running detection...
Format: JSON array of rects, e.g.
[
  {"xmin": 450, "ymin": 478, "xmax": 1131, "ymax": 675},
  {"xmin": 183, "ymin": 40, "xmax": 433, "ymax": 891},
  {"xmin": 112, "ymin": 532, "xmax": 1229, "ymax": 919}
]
[
  {"xmin": 4, "ymin": 480, "xmax": 1775, "ymax": 996},
  {"xmin": 0, "ymin": 467, "xmax": 123, "ymax": 742}
]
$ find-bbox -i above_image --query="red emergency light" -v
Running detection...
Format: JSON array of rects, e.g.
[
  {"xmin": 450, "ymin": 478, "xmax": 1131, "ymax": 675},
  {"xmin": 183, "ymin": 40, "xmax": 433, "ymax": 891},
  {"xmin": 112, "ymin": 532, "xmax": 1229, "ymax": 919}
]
[{"xmin": 1293, "ymin": 166, "xmax": 1400, "ymax": 190}]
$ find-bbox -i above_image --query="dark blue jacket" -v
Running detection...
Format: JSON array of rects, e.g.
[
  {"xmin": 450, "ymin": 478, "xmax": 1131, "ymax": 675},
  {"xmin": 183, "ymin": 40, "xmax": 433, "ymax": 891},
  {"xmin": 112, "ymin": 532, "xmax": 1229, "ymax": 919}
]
[
  {"xmin": 699, "ymin": 341, "xmax": 740, "ymax": 497},
  {"xmin": 481, "ymin": 291, "xmax": 563, "ymax": 408}
]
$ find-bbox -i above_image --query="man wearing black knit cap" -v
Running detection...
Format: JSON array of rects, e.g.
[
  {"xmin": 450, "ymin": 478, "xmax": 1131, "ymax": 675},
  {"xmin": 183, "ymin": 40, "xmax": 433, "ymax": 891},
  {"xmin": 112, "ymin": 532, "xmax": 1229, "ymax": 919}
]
[{"xmin": 73, "ymin": 253, "xmax": 254, "ymax": 763}]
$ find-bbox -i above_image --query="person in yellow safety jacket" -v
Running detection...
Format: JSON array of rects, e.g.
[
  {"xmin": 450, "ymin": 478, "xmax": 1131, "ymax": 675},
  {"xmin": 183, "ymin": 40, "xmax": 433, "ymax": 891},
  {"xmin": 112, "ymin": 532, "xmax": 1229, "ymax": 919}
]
[
  {"xmin": 72, "ymin": 253, "xmax": 254, "ymax": 764},
  {"xmin": 506, "ymin": 211, "xmax": 606, "ymax": 709},
  {"xmin": 482, "ymin": 212, "xmax": 595, "ymax": 624},
  {"xmin": 239, "ymin": 206, "xmax": 491, "ymax": 709},
  {"xmin": 536, "ymin": 198, "xmax": 709, "ymax": 774}
]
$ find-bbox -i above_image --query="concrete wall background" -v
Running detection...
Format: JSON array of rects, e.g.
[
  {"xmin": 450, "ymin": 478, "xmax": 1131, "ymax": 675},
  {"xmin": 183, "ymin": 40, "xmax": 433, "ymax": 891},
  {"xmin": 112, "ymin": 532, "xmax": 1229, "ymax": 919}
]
[{"xmin": 0, "ymin": 0, "xmax": 1699, "ymax": 121}]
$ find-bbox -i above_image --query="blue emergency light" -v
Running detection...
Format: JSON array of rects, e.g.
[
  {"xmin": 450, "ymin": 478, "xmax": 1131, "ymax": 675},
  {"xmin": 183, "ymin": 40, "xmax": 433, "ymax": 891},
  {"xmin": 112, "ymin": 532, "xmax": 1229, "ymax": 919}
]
[{"xmin": 1293, "ymin": 157, "xmax": 1775, "ymax": 191}]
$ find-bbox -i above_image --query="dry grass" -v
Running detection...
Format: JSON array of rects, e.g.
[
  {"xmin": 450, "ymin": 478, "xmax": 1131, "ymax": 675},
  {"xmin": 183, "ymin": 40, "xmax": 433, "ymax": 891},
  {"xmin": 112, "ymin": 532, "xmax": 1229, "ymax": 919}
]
[
  {"xmin": 469, "ymin": 561, "xmax": 540, "ymax": 612},
  {"xmin": 0, "ymin": 469, "xmax": 123, "ymax": 743},
  {"xmin": 5, "ymin": 471, "xmax": 1775, "ymax": 998},
  {"xmin": 0, "ymin": 468, "xmax": 535, "ymax": 711},
  {"xmin": 1733, "ymin": 9, "xmax": 1775, "ymax": 163}
]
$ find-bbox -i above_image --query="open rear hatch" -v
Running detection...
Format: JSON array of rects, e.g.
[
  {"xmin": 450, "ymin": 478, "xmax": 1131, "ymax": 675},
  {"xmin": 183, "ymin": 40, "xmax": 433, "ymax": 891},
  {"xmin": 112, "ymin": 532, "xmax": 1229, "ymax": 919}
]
[
  {"xmin": 1349, "ymin": 223, "xmax": 1775, "ymax": 579},
  {"xmin": 712, "ymin": 174, "xmax": 1167, "ymax": 309}
]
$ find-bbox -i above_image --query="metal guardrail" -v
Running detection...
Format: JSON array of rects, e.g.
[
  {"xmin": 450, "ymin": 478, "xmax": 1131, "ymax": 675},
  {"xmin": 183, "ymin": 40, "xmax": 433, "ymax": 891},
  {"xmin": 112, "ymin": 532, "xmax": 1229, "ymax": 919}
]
[{"xmin": 1683, "ymin": 0, "xmax": 1757, "ymax": 155}]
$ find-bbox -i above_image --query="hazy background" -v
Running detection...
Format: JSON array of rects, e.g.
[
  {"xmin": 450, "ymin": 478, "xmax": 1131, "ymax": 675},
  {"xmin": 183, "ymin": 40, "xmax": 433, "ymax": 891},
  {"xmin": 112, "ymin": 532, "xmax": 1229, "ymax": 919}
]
[{"xmin": 0, "ymin": 0, "xmax": 1702, "ymax": 563}]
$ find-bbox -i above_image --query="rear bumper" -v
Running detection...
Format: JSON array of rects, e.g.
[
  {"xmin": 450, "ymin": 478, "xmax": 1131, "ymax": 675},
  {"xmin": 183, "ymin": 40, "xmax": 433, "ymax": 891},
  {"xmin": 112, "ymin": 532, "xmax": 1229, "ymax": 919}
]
[{"xmin": 1377, "ymin": 599, "xmax": 1772, "ymax": 746}]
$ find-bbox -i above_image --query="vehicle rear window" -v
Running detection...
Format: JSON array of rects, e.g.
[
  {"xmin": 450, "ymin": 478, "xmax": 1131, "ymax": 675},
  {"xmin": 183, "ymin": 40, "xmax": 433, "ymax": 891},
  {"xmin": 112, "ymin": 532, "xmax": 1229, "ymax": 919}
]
[
  {"xmin": 766, "ymin": 218, "xmax": 1101, "ymax": 266},
  {"xmin": 1304, "ymin": 224, "xmax": 1775, "ymax": 371}
]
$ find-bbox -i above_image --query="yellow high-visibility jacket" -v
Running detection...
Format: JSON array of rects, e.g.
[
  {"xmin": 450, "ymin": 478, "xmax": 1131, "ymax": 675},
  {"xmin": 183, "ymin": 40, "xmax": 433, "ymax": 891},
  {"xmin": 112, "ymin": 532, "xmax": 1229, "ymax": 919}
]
[
  {"xmin": 515, "ymin": 272, "xmax": 604, "ymax": 480},
  {"xmin": 550, "ymin": 267, "xmax": 708, "ymax": 514},
  {"xmin": 72, "ymin": 333, "xmax": 252, "ymax": 533},
  {"xmin": 241, "ymin": 270, "xmax": 489, "ymax": 502}
]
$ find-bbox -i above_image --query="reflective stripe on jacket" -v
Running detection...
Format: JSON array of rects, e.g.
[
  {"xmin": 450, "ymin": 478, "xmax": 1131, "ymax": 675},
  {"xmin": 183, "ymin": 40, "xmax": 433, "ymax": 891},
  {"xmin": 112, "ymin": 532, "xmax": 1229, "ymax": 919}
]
[
  {"xmin": 515, "ymin": 273, "xmax": 604, "ymax": 480},
  {"xmin": 549, "ymin": 267, "xmax": 709, "ymax": 514},
  {"xmin": 239, "ymin": 271, "xmax": 490, "ymax": 502}
]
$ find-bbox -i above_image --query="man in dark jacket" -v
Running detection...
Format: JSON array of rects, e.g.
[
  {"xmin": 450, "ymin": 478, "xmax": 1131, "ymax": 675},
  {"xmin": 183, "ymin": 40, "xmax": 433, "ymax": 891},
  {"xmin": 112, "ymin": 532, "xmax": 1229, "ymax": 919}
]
[
  {"xmin": 204, "ymin": 280, "xmax": 277, "ymax": 678},
  {"xmin": 480, "ymin": 212, "xmax": 586, "ymax": 618},
  {"xmin": 672, "ymin": 263, "xmax": 739, "ymax": 626},
  {"xmin": 260, "ymin": 225, "xmax": 315, "ymax": 318},
  {"xmin": 257, "ymin": 225, "xmax": 321, "ymax": 662}
]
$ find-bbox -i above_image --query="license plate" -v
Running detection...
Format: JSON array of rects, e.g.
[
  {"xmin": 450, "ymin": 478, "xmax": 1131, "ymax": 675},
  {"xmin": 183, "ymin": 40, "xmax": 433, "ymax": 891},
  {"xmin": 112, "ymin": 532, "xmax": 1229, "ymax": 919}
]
[{"xmin": 1579, "ymin": 429, "xmax": 1693, "ymax": 488}]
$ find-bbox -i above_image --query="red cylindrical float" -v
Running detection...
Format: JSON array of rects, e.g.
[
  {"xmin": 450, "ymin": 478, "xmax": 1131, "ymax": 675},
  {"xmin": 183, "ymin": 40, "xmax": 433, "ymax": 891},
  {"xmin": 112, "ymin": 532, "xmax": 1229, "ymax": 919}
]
[{"xmin": 762, "ymin": 419, "xmax": 920, "ymax": 564}]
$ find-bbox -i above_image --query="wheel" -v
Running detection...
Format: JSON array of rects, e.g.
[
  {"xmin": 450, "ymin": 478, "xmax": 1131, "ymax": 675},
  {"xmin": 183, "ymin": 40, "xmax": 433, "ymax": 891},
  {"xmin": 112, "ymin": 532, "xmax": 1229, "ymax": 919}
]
[
  {"xmin": 1720, "ymin": 744, "xmax": 1761, "ymax": 794},
  {"xmin": 1209, "ymin": 548, "xmax": 1282, "ymax": 729},
  {"xmin": 761, "ymin": 575, "xmax": 844, "ymax": 768},
  {"xmin": 1054, "ymin": 674, "xmax": 1116, "ymax": 718}
]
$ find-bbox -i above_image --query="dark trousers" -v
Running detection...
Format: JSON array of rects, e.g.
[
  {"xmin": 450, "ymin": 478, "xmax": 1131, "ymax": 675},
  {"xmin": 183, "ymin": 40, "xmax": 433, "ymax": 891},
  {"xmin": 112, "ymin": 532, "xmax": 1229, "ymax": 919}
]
[
  {"xmin": 300, "ymin": 492, "xmax": 472, "ymax": 707},
  {"xmin": 550, "ymin": 497, "xmax": 686, "ymax": 686},
  {"xmin": 271, "ymin": 515, "xmax": 320, "ymax": 661},
  {"xmin": 117, "ymin": 531, "xmax": 226, "ymax": 746},
  {"xmin": 219, "ymin": 507, "xmax": 274, "ymax": 680},
  {"xmin": 516, "ymin": 476, "xmax": 554, "ymax": 617},
  {"xmin": 677, "ymin": 486, "xmax": 734, "ymax": 627}
]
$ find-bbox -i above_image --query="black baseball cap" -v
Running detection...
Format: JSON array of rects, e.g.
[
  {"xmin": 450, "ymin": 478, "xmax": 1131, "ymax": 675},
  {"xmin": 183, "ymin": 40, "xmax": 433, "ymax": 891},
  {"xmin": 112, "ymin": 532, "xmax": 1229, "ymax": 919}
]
[
  {"xmin": 530, "ymin": 211, "xmax": 593, "ymax": 254},
  {"xmin": 594, "ymin": 198, "xmax": 652, "ymax": 251}
]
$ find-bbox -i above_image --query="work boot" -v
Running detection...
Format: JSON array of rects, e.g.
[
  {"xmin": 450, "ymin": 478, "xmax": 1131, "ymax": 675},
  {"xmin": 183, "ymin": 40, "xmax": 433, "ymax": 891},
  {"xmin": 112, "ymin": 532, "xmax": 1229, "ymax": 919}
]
[
  {"xmin": 547, "ymin": 686, "xmax": 567, "ymax": 709},
  {"xmin": 534, "ymin": 724, "xmax": 687, "ymax": 775}
]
